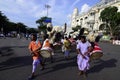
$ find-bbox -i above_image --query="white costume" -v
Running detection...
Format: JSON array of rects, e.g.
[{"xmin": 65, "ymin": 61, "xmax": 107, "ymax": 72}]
[
  {"xmin": 41, "ymin": 39, "xmax": 54, "ymax": 55},
  {"xmin": 41, "ymin": 39, "xmax": 52, "ymax": 50},
  {"xmin": 77, "ymin": 41, "xmax": 91, "ymax": 71}
]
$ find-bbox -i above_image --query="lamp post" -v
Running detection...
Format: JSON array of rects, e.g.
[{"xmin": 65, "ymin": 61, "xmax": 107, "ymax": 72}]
[{"xmin": 45, "ymin": 4, "xmax": 51, "ymax": 17}]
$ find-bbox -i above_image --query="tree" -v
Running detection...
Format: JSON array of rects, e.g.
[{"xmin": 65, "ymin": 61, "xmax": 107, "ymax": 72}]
[
  {"xmin": 0, "ymin": 11, "xmax": 9, "ymax": 33},
  {"xmin": 17, "ymin": 22, "xmax": 27, "ymax": 33},
  {"xmin": 0, "ymin": 11, "xmax": 29, "ymax": 34},
  {"xmin": 27, "ymin": 28, "xmax": 38, "ymax": 33},
  {"xmin": 100, "ymin": 6, "xmax": 120, "ymax": 36},
  {"xmin": 6, "ymin": 22, "xmax": 17, "ymax": 33},
  {"xmin": 36, "ymin": 16, "xmax": 49, "ymax": 33}
]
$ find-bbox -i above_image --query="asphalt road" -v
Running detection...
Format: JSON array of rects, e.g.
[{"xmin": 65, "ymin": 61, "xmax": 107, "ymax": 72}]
[{"xmin": 0, "ymin": 38, "xmax": 120, "ymax": 80}]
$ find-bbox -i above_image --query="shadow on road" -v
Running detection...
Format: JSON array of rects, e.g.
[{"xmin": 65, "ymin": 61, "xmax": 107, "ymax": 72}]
[
  {"xmin": 0, "ymin": 46, "xmax": 28, "ymax": 56},
  {"xmin": 41, "ymin": 56, "xmax": 77, "ymax": 75},
  {"xmin": 88, "ymin": 58, "xmax": 117, "ymax": 73},
  {"xmin": 0, "ymin": 47, "xmax": 14, "ymax": 56},
  {"xmin": 0, "ymin": 56, "xmax": 32, "ymax": 71}
]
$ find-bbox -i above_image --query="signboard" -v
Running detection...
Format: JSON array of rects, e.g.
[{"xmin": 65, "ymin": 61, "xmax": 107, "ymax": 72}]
[{"xmin": 44, "ymin": 18, "xmax": 52, "ymax": 23}]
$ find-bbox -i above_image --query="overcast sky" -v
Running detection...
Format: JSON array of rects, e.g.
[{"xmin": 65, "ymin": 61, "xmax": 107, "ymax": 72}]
[{"xmin": 0, "ymin": 0, "xmax": 100, "ymax": 28}]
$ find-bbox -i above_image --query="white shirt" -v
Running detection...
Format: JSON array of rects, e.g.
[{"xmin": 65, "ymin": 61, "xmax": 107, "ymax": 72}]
[{"xmin": 77, "ymin": 41, "xmax": 91, "ymax": 54}]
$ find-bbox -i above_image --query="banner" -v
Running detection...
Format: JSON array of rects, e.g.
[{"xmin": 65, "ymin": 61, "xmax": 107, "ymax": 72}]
[{"xmin": 44, "ymin": 18, "xmax": 52, "ymax": 23}]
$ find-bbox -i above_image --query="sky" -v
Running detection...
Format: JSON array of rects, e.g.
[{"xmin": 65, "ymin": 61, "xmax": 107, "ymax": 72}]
[{"xmin": 0, "ymin": 0, "xmax": 100, "ymax": 28}]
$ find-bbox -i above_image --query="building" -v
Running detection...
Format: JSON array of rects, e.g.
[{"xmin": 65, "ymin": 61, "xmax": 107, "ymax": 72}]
[{"xmin": 71, "ymin": 0, "xmax": 120, "ymax": 32}]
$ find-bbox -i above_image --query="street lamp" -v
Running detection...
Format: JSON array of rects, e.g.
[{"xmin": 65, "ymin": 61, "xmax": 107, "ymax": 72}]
[{"xmin": 45, "ymin": 4, "xmax": 51, "ymax": 17}]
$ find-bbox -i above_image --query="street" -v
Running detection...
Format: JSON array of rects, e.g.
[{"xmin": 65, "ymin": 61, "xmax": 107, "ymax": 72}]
[{"xmin": 0, "ymin": 38, "xmax": 120, "ymax": 80}]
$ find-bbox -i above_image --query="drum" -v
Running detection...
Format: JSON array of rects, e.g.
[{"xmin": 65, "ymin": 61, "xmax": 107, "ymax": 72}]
[
  {"xmin": 90, "ymin": 51, "xmax": 103, "ymax": 60},
  {"xmin": 90, "ymin": 42, "xmax": 103, "ymax": 60},
  {"xmin": 40, "ymin": 50, "xmax": 51, "ymax": 58}
]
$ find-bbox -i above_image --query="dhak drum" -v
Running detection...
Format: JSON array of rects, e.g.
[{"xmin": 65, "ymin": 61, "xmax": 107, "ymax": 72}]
[
  {"xmin": 90, "ymin": 44, "xmax": 103, "ymax": 60},
  {"xmin": 40, "ymin": 49, "xmax": 51, "ymax": 58}
]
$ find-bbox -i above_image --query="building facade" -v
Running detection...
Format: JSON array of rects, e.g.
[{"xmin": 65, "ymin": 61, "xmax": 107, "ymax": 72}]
[{"xmin": 71, "ymin": 0, "xmax": 120, "ymax": 31}]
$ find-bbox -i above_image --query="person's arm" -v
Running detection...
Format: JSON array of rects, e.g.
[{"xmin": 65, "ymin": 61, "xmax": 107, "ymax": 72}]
[
  {"xmin": 29, "ymin": 48, "xmax": 33, "ymax": 53},
  {"xmin": 77, "ymin": 48, "xmax": 86, "ymax": 59},
  {"xmin": 28, "ymin": 41, "xmax": 41, "ymax": 54},
  {"xmin": 76, "ymin": 48, "xmax": 81, "ymax": 54},
  {"xmin": 84, "ymin": 48, "xmax": 90, "ymax": 55},
  {"xmin": 28, "ymin": 42, "xmax": 34, "ymax": 56},
  {"xmin": 84, "ymin": 41, "xmax": 93, "ymax": 55}
]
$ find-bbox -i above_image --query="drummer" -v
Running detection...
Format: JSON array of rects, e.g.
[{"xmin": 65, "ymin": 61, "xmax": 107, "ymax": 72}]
[
  {"xmin": 28, "ymin": 33, "xmax": 44, "ymax": 79},
  {"xmin": 63, "ymin": 36, "xmax": 71, "ymax": 60},
  {"xmin": 42, "ymin": 39, "xmax": 52, "ymax": 52},
  {"xmin": 41, "ymin": 36, "xmax": 54, "ymax": 63}
]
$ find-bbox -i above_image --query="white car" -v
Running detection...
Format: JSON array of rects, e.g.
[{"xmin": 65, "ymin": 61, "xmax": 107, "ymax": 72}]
[{"xmin": 0, "ymin": 34, "xmax": 4, "ymax": 37}]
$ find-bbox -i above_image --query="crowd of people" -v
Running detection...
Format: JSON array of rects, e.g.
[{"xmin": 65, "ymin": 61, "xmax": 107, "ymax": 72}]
[{"xmin": 28, "ymin": 33, "xmax": 103, "ymax": 79}]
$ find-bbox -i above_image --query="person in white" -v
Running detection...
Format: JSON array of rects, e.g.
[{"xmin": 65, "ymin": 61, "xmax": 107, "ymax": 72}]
[
  {"xmin": 41, "ymin": 38, "xmax": 54, "ymax": 63},
  {"xmin": 76, "ymin": 36, "xmax": 91, "ymax": 77},
  {"xmin": 41, "ymin": 39, "xmax": 52, "ymax": 51}
]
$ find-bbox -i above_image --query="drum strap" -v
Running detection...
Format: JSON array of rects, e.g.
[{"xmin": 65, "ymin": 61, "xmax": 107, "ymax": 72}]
[{"xmin": 35, "ymin": 40, "xmax": 39, "ymax": 47}]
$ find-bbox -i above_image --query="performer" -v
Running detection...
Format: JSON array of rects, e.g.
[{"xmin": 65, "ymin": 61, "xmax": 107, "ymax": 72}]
[
  {"xmin": 42, "ymin": 39, "xmax": 52, "ymax": 51},
  {"xmin": 76, "ymin": 36, "xmax": 91, "ymax": 77},
  {"xmin": 63, "ymin": 37, "xmax": 71, "ymax": 60},
  {"xmin": 28, "ymin": 34, "xmax": 44, "ymax": 79},
  {"xmin": 41, "ymin": 37, "xmax": 54, "ymax": 63}
]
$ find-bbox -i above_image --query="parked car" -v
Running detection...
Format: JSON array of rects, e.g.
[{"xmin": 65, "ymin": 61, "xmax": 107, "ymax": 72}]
[{"xmin": 0, "ymin": 33, "xmax": 4, "ymax": 37}]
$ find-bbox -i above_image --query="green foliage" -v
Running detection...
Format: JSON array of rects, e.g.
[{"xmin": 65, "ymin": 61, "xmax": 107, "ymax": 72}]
[
  {"xmin": 17, "ymin": 22, "xmax": 27, "ymax": 33},
  {"xmin": 113, "ymin": 12, "xmax": 120, "ymax": 25},
  {"xmin": 0, "ymin": 11, "xmax": 9, "ymax": 31},
  {"xmin": 0, "ymin": 11, "xmax": 9, "ymax": 23},
  {"xmin": 27, "ymin": 28, "xmax": 38, "ymax": 33},
  {"xmin": 36, "ymin": 16, "xmax": 48, "ymax": 26},
  {"xmin": 100, "ymin": 6, "xmax": 118, "ymax": 22},
  {"xmin": 36, "ymin": 16, "xmax": 49, "ymax": 33},
  {"xmin": 5, "ymin": 22, "xmax": 17, "ymax": 32},
  {"xmin": 0, "ymin": 11, "xmax": 29, "ymax": 34},
  {"xmin": 100, "ymin": 6, "xmax": 120, "ymax": 36}
]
